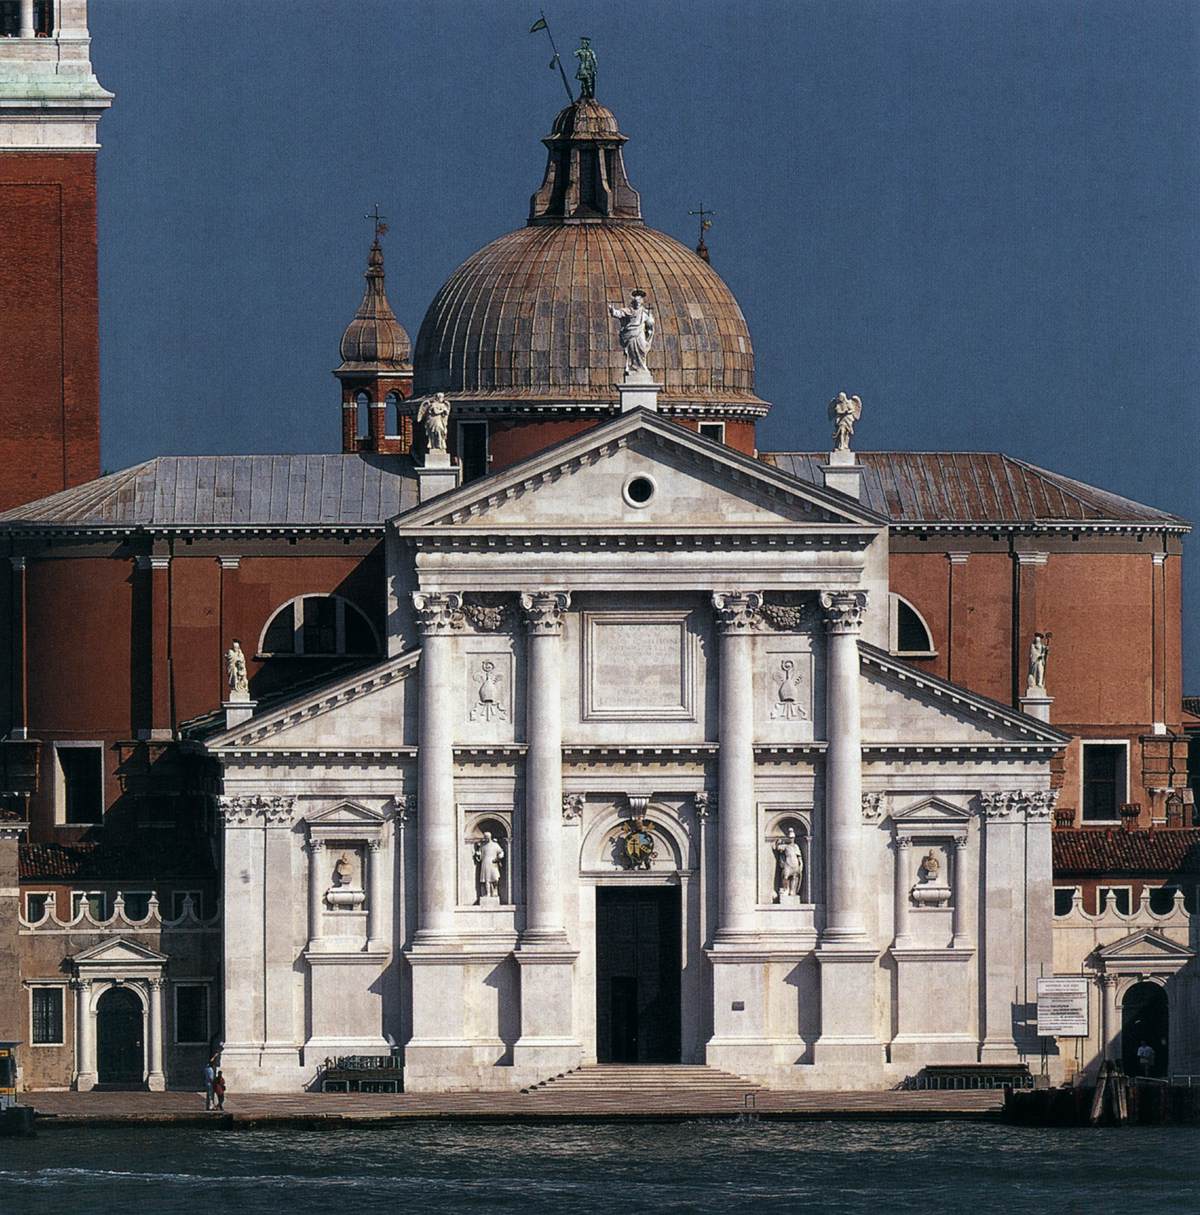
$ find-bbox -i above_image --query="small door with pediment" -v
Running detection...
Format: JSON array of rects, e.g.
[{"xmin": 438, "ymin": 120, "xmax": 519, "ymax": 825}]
[{"xmin": 96, "ymin": 986, "xmax": 144, "ymax": 1086}]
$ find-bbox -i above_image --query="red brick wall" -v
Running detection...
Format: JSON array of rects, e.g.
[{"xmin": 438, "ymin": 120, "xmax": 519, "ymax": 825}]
[{"xmin": 0, "ymin": 153, "xmax": 101, "ymax": 510}]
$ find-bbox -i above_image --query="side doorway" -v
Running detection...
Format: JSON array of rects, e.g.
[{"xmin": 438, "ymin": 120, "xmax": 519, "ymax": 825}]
[
  {"xmin": 96, "ymin": 986, "xmax": 145, "ymax": 1086},
  {"xmin": 595, "ymin": 886, "xmax": 681, "ymax": 1064}
]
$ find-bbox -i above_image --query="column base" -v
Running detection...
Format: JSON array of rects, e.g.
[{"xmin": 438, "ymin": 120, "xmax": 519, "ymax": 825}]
[
  {"xmin": 147, "ymin": 1071, "xmax": 166, "ymax": 1092},
  {"xmin": 75, "ymin": 1071, "xmax": 97, "ymax": 1092},
  {"xmin": 979, "ymin": 1038, "xmax": 1021, "ymax": 1064}
]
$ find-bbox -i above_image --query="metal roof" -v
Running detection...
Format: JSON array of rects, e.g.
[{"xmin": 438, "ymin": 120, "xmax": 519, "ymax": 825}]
[
  {"xmin": 0, "ymin": 454, "xmax": 419, "ymax": 530},
  {"xmin": 761, "ymin": 452, "xmax": 1188, "ymax": 528}
]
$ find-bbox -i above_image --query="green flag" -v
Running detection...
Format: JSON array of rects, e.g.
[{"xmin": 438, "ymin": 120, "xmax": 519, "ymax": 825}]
[{"xmin": 529, "ymin": 16, "xmax": 547, "ymax": 32}]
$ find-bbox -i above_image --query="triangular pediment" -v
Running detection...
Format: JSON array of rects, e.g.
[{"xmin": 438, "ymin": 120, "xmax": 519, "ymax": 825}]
[
  {"xmin": 208, "ymin": 649, "xmax": 420, "ymax": 751},
  {"xmin": 394, "ymin": 411, "xmax": 886, "ymax": 536},
  {"xmin": 73, "ymin": 938, "xmax": 168, "ymax": 966},
  {"xmin": 891, "ymin": 796, "xmax": 973, "ymax": 823},
  {"xmin": 306, "ymin": 799, "xmax": 385, "ymax": 826},
  {"xmin": 860, "ymin": 644, "xmax": 1069, "ymax": 750},
  {"xmin": 1099, "ymin": 929, "xmax": 1194, "ymax": 963}
]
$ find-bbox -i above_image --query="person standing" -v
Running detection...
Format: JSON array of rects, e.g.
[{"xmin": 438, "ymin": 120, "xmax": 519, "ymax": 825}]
[
  {"xmin": 203, "ymin": 1058, "xmax": 216, "ymax": 1110},
  {"xmin": 1137, "ymin": 1040, "xmax": 1156, "ymax": 1077},
  {"xmin": 214, "ymin": 1069, "xmax": 227, "ymax": 1111}
]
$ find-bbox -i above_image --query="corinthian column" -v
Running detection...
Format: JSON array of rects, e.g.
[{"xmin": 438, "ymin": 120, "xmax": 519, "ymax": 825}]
[
  {"xmin": 520, "ymin": 591, "xmax": 570, "ymax": 943},
  {"xmin": 412, "ymin": 591, "xmax": 462, "ymax": 940},
  {"xmin": 712, "ymin": 591, "xmax": 762, "ymax": 939},
  {"xmin": 820, "ymin": 590, "xmax": 868, "ymax": 943},
  {"xmin": 147, "ymin": 978, "xmax": 166, "ymax": 1091}
]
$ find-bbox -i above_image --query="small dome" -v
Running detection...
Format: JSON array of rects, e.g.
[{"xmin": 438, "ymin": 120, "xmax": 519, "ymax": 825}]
[
  {"xmin": 548, "ymin": 97, "xmax": 622, "ymax": 140},
  {"xmin": 338, "ymin": 240, "xmax": 411, "ymax": 370}
]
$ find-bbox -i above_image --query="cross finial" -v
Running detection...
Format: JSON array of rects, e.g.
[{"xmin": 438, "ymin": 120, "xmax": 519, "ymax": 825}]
[
  {"xmin": 365, "ymin": 203, "xmax": 389, "ymax": 243},
  {"xmin": 688, "ymin": 203, "xmax": 716, "ymax": 262}
]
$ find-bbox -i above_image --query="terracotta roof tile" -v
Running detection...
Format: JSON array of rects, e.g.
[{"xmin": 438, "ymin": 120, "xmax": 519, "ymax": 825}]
[{"xmin": 1053, "ymin": 828, "xmax": 1200, "ymax": 876}]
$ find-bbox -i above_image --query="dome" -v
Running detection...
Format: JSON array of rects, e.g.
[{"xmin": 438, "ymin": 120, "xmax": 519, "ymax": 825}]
[
  {"xmin": 413, "ymin": 223, "xmax": 760, "ymax": 407},
  {"xmin": 337, "ymin": 239, "xmax": 411, "ymax": 370},
  {"xmin": 411, "ymin": 97, "xmax": 767, "ymax": 415}
]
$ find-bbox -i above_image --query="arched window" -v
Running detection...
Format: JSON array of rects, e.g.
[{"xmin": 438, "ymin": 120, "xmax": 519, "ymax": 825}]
[
  {"xmin": 888, "ymin": 593, "xmax": 935, "ymax": 657},
  {"xmin": 354, "ymin": 391, "xmax": 370, "ymax": 439},
  {"xmin": 259, "ymin": 595, "xmax": 380, "ymax": 657}
]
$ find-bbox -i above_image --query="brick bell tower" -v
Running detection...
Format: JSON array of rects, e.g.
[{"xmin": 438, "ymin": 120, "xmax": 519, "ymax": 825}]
[
  {"xmin": 336, "ymin": 214, "xmax": 414, "ymax": 455},
  {"xmin": 0, "ymin": 1, "xmax": 111, "ymax": 510}
]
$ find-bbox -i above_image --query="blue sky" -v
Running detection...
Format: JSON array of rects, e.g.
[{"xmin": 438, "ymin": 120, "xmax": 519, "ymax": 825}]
[{"xmin": 90, "ymin": 1, "xmax": 1199, "ymax": 679}]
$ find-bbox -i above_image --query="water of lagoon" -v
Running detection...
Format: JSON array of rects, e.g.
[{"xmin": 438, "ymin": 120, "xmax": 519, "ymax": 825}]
[{"xmin": 2, "ymin": 1121, "xmax": 1197, "ymax": 1214}]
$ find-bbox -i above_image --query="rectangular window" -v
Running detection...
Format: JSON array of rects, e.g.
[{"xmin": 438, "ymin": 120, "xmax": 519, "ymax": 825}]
[
  {"xmin": 170, "ymin": 890, "xmax": 202, "ymax": 920},
  {"xmin": 24, "ymin": 892, "xmax": 50, "ymax": 921},
  {"xmin": 698, "ymin": 422, "xmax": 726, "ymax": 443},
  {"xmin": 457, "ymin": 421, "xmax": 489, "ymax": 483},
  {"xmin": 1098, "ymin": 885, "xmax": 1131, "ymax": 915},
  {"xmin": 31, "ymin": 987, "xmax": 64, "ymax": 1046},
  {"xmin": 175, "ymin": 984, "xmax": 210, "ymax": 1045},
  {"xmin": 1081, "ymin": 743, "xmax": 1127, "ymax": 823},
  {"xmin": 54, "ymin": 743, "xmax": 104, "ymax": 825},
  {"xmin": 71, "ymin": 890, "xmax": 108, "ymax": 921},
  {"xmin": 1053, "ymin": 887, "xmax": 1078, "ymax": 916}
]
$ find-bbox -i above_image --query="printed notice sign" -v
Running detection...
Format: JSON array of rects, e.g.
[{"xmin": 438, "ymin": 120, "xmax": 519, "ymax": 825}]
[{"xmin": 1036, "ymin": 976, "xmax": 1089, "ymax": 1037}]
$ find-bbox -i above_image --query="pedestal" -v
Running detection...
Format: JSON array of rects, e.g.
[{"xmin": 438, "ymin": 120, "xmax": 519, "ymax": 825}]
[
  {"xmin": 617, "ymin": 377, "xmax": 661, "ymax": 412},
  {"xmin": 820, "ymin": 449, "xmax": 863, "ymax": 499},
  {"xmin": 811, "ymin": 948, "xmax": 883, "ymax": 1073},
  {"xmin": 417, "ymin": 450, "xmax": 461, "ymax": 502},
  {"xmin": 223, "ymin": 694, "xmax": 256, "ymax": 730},
  {"xmin": 511, "ymin": 947, "xmax": 582, "ymax": 1079},
  {"xmin": 1020, "ymin": 692, "xmax": 1053, "ymax": 723},
  {"xmin": 888, "ymin": 948, "xmax": 977, "ymax": 1067}
]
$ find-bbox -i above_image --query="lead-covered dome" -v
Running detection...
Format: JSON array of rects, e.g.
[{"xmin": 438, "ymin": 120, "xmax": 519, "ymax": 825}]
[{"xmin": 412, "ymin": 97, "xmax": 767, "ymax": 415}]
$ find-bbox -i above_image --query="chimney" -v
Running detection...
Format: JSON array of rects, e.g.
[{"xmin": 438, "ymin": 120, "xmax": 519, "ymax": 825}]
[{"xmin": 1119, "ymin": 802, "xmax": 1141, "ymax": 831}]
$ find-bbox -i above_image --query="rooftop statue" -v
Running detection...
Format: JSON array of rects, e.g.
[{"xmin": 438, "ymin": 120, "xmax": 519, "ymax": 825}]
[
  {"xmin": 829, "ymin": 392, "xmax": 862, "ymax": 452},
  {"xmin": 417, "ymin": 392, "xmax": 451, "ymax": 454},
  {"xmin": 1027, "ymin": 630, "xmax": 1051, "ymax": 693},
  {"xmin": 224, "ymin": 640, "xmax": 249, "ymax": 696},
  {"xmin": 609, "ymin": 289, "xmax": 655, "ymax": 381},
  {"xmin": 574, "ymin": 36, "xmax": 597, "ymax": 100}
]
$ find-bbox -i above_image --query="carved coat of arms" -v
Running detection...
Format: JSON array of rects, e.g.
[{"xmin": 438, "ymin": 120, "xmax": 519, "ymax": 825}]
[{"xmin": 619, "ymin": 816, "xmax": 658, "ymax": 870}]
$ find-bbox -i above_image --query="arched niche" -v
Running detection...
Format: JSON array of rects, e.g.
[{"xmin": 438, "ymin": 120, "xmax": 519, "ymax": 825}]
[
  {"xmin": 462, "ymin": 810, "xmax": 513, "ymax": 905},
  {"xmin": 761, "ymin": 810, "xmax": 811, "ymax": 904}
]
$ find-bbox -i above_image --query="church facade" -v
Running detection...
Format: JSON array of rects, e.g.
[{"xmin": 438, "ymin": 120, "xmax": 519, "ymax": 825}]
[
  {"xmin": 210, "ymin": 409, "xmax": 1067, "ymax": 1092},
  {"xmin": 0, "ymin": 6, "xmax": 1194, "ymax": 1094}
]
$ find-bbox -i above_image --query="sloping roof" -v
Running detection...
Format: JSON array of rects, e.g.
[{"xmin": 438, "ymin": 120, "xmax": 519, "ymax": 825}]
[
  {"xmin": 0, "ymin": 454, "xmax": 418, "ymax": 530},
  {"xmin": 761, "ymin": 452, "xmax": 1188, "ymax": 528},
  {"xmin": 20, "ymin": 840, "xmax": 217, "ymax": 882},
  {"xmin": 1053, "ymin": 828, "xmax": 1200, "ymax": 876}
]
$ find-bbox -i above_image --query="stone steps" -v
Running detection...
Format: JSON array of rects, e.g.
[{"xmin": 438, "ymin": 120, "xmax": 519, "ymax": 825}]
[{"xmin": 522, "ymin": 1063, "xmax": 767, "ymax": 1107}]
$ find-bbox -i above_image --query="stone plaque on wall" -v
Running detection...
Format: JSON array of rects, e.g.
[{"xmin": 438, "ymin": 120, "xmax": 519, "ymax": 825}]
[{"xmin": 583, "ymin": 611, "xmax": 696, "ymax": 720}]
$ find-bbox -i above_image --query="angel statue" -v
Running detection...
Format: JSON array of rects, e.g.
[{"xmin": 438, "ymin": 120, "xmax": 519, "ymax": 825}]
[
  {"xmin": 829, "ymin": 392, "xmax": 862, "ymax": 452},
  {"xmin": 224, "ymin": 639, "xmax": 249, "ymax": 696},
  {"xmin": 417, "ymin": 392, "xmax": 451, "ymax": 454},
  {"xmin": 608, "ymin": 290, "xmax": 655, "ymax": 379}
]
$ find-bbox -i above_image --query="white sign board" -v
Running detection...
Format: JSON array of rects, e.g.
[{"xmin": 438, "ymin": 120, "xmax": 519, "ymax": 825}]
[{"xmin": 1036, "ymin": 976, "xmax": 1089, "ymax": 1037}]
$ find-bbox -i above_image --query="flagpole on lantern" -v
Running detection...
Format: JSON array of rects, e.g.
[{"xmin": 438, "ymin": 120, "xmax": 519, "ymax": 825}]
[{"xmin": 530, "ymin": 11, "xmax": 575, "ymax": 103}]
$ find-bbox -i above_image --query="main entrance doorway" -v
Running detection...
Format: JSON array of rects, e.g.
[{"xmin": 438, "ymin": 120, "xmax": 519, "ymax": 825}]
[
  {"xmin": 1121, "ymin": 981, "xmax": 1168, "ymax": 1077},
  {"xmin": 596, "ymin": 886, "xmax": 680, "ymax": 1063},
  {"xmin": 96, "ymin": 986, "xmax": 144, "ymax": 1086}
]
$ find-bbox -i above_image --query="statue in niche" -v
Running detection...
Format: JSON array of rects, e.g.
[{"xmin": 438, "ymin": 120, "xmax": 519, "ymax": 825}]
[
  {"xmin": 828, "ymin": 392, "xmax": 862, "ymax": 452},
  {"xmin": 417, "ymin": 392, "xmax": 451, "ymax": 453},
  {"xmin": 917, "ymin": 850, "xmax": 941, "ymax": 884},
  {"xmin": 770, "ymin": 659, "xmax": 808, "ymax": 720},
  {"xmin": 574, "ymin": 36, "xmax": 597, "ymax": 100},
  {"xmin": 224, "ymin": 640, "xmax": 249, "ymax": 696},
  {"xmin": 773, "ymin": 828, "xmax": 805, "ymax": 900},
  {"xmin": 1027, "ymin": 630, "xmax": 1051, "ymax": 692},
  {"xmin": 473, "ymin": 831, "xmax": 505, "ymax": 900},
  {"xmin": 469, "ymin": 660, "xmax": 507, "ymax": 722},
  {"xmin": 608, "ymin": 290, "xmax": 655, "ymax": 380},
  {"xmin": 331, "ymin": 851, "xmax": 355, "ymax": 887}
]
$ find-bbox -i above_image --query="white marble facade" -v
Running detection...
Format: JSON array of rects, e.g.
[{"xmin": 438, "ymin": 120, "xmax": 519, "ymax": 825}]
[{"xmin": 210, "ymin": 412, "xmax": 1067, "ymax": 1091}]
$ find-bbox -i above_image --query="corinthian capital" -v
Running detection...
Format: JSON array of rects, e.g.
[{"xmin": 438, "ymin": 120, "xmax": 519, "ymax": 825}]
[
  {"xmin": 412, "ymin": 591, "xmax": 464, "ymax": 635},
  {"xmin": 711, "ymin": 591, "xmax": 763, "ymax": 633},
  {"xmin": 520, "ymin": 591, "xmax": 571, "ymax": 635},
  {"xmin": 820, "ymin": 590, "xmax": 868, "ymax": 634}
]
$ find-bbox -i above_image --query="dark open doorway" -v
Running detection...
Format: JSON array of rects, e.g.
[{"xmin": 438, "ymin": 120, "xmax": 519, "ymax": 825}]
[
  {"xmin": 96, "ymin": 986, "xmax": 144, "ymax": 1086},
  {"xmin": 596, "ymin": 886, "xmax": 681, "ymax": 1063},
  {"xmin": 1121, "ymin": 981, "xmax": 1168, "ymax": 1077}
]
